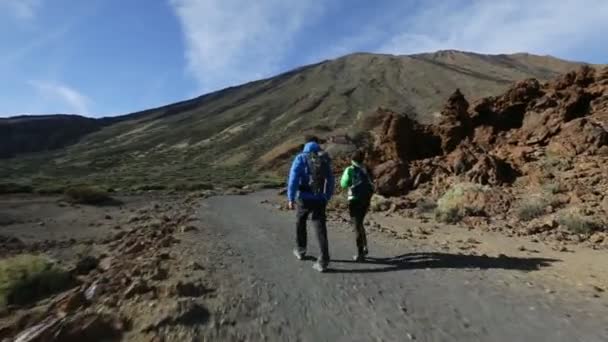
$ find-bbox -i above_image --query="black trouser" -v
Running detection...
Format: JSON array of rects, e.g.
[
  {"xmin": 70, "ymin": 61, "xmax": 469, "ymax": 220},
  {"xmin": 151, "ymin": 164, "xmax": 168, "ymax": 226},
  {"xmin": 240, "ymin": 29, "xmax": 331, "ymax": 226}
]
[
  {"xmin": 348, "ymin": 199, "xmax": 370, "ymax": 255},
  {"xmin": 296, "ymin": 199, "xmax": 329, "ymax": 265}
]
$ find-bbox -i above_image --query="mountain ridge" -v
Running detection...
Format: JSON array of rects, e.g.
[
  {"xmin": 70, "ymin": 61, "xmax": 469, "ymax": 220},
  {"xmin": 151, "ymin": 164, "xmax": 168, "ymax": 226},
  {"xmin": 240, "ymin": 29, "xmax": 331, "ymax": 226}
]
[{"xmin": 0, "ymin": 50, "xmax": 594, "ymax": 190}]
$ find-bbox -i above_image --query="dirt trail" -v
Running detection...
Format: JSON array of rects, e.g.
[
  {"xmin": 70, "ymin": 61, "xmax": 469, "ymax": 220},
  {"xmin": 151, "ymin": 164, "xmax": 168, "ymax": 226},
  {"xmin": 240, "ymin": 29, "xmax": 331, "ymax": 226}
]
[{"xmin": 194, "ymin": 191, "xmax": 608, "ymax": 342}]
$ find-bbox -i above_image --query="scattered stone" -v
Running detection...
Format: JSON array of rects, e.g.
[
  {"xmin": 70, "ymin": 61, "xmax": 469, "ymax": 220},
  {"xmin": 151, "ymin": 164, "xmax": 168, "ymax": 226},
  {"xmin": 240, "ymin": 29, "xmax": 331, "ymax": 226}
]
[
  {"xmin": 590, "ymin": 233, "xmax": 605, "ymax": 244},
  {"xmin": 179, "ymin": 225, "xmax": 198, "ymax": 233},
  {"xmin": 466, "ymin": 238, "xmax": 481, "ymax": 245},
  {"xmin": 158, "ymin": 236, "xmax": 178, "ymax": 248},
  {"xmin": 56, "ymin": 291, "xmax": 87, "ymax": 317},
  {"xmin": 75, "ymin": 256, "xmax": 99, "ymax": 275},
  {"xmin": 128, "ymin": 215, "xmax": 141, "ymax": 223},
  {"xmin": 144, "ymin": 300, "xmax": 210, "ymax": 331},
  {"xmin": 54, "ymin": 313, "xmax": 126, "ymax": 341},
  {"xmin": 84, "ymin": 281, "xmax": 105, "ymax": 301},
  {"xmin": 123, "ymin": 279, "xmax": 151, "ymax": 299},
  {"xmin": 151, "ymin": 268, "xmax": 169, "ymax": 281},
  {"xmin": 146, "ymin": 219, "xmax": 163, "ymax": 229},
  {"xmin": 105, "ymin": 214, "xmax": 112, "ymax": 220},
  {"xmin": 125, "ymin": 242, "xmax": 146, "ymax": 254},
  {"xmin": 98, "ymin": 257, "xmax": 114, "ymax": 272},
  {"xmin": 188, "ymin": 261, "xmax": 204, "ymax": 271}
]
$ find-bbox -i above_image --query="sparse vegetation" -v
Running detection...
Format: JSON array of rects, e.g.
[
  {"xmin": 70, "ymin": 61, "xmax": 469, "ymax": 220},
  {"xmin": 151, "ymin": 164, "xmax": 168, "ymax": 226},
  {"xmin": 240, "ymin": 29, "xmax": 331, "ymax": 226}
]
[
  {"xmin": 134, "ymin": 184, "xmax": 167, "ymax": 191},
  {"xmin": 370, "ymin": 195, "xmax": 393, "ymax": 212},
  {"xmin": 558, "ymin": 210, "xmax": 600, "ymax": 235},
  {"xmin": 35, "ymin": 185, "xmax": 67, "ymax": 195},
  {"xmin": 540, "ymin": 155, "xmax": 573, "ymax": 174},
  {"xmin": 516, "ymin": 197, "xmax": 547, "ymax": 221},
  {"xmin": 64, "ymin": 186, "xmax": 115, "ymax": 205},
  {"xmin": 542, "ymin": 181, "xmax": 565, "ymax": 195},
  {"xmin": 0, "ymin": 254, "xmax": 72, "ymax": 307},
  {"xmin": 0, "ymin": 182, "xmax": 33, "ymax": 194},
  {"xmin": 435, "ymin": 183, "xmax": 488, "ymax": 223}
]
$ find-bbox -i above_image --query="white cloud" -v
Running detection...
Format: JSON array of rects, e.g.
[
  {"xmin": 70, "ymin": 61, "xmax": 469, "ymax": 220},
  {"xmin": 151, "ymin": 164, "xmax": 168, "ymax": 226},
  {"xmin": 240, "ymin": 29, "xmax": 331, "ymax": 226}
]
[
  {"xmin": 0, "ymin": 0, "xmax": 42, "ymax": 20},
  {"xmin": 28, "ymin": 80, "xmax": 90, "ymax": 115},
  {"xmin": 378, "ymin": 0, "xmax": 608, "ymax": 58},
  {"xmin": 169, "ymin": 0, "xmax": 324, "ymax": 92}
]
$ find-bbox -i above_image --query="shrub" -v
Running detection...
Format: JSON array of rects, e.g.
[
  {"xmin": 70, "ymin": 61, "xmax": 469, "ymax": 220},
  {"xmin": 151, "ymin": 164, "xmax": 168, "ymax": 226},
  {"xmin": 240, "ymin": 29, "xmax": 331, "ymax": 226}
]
[
  {"xmin": 0, "ymin": 182, "xmax": 33, "ymax": 194},
  {"xmin": 0, "ymin": 254, "xmax": 72, "ymax": 307},
  {"xmin": 435, "ymin": 183, "xmax": 488, "ymax": 223},
  {"xmin": 516, "ymin": 197, "xmax": 547, "ymax": 221},
  {"xmin": 558, "ymin": 211, "xmax": 600, "ymax": 235},
  {"xmin": 370, "ymin": 195, "xmax": 393, "ymax": 212},
  {"xmin": 64, "ymin": 186, "xmax": 113, "ymax": 205},
  {"xmin": 134, "ymin": 184, "xmax": 167, "ymax": 191},
  {"xmin": 540, "ymin": 156, "xmax": 572, "ymax": 174},
  {"xmin": 542, "ymin": 182, "xmax": 565, "ymax": 195}
]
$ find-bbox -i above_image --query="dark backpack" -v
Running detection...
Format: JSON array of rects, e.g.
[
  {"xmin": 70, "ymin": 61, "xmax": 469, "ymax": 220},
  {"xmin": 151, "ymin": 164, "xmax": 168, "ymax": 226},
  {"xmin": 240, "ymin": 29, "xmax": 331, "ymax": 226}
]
[
  {"xmin": 304, "ymin": 152, "xmax": 330, "ymax": 195},
  {"xmin": 351, "ymin": 165, "xmax": 374, "ymax": 200}
]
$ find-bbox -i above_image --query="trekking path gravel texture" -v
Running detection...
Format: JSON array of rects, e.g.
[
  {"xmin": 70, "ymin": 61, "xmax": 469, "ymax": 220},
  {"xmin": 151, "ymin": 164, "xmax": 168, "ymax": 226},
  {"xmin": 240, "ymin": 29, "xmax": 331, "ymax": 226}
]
[{"xmin": 193, "ymin": 191, "xmax": 608, "ymax": 342}]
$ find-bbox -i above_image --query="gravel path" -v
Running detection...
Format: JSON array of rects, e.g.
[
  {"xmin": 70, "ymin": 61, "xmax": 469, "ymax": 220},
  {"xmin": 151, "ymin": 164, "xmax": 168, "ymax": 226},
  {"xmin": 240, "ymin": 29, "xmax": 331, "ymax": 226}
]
[{"xmin": 196, "ymin": 191, "xmax": 608, "ymax": 342}]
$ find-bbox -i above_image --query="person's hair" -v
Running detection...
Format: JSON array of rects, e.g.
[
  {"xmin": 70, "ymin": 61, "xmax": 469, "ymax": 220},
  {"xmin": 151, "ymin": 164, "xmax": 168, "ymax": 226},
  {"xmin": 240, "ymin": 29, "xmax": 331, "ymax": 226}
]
[
  {"xmin": 352, "ymin": 150, "xmax": 365, "ymax": 164},
  {"xmin": 304, "ymin": 135, "xmax": 320, "ymax": 144}
]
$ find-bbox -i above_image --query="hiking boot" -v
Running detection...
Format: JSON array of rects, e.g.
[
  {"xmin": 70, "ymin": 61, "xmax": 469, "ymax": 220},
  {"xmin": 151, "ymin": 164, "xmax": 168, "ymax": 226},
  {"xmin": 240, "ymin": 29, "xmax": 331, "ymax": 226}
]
[
  {"xmin": 312, "ymin": 261, "xmax": 327, "ymax": 273},
  {"xmin": 353, "ymin": 254, "xmax": 365, "ymax": 262},
  {"xmin": 293, "ymin": 248, "xmax": 306, "ymax": 260}
]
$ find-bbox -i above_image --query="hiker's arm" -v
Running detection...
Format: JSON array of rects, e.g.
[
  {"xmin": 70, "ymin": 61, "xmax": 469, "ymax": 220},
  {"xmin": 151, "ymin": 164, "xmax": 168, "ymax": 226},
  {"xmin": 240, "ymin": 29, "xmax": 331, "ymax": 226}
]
[
  {"xmin": 324, "ymin": 159, "xmax": 335, "ymax": 201},
  {"xmin": 287, "ymin": 155, "xmax": 302, "ymax": 202},
  {"xmin": 340, "ymin": 167, "xmax": 352, "ymax": 189}
]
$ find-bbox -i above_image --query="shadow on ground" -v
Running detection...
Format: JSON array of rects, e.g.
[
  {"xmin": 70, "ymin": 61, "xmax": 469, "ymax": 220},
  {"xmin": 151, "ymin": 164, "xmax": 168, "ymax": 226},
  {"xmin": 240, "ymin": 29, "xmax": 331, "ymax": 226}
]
[{"xmin": 328, "ymin": 252, "xmax": 560, "ymax": 274}]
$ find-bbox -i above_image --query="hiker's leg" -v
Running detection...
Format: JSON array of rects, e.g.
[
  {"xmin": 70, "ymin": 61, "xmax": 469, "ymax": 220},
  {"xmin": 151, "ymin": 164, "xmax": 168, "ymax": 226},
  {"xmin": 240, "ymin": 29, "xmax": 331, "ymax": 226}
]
[
  {"xmin": 295, "ymin": 200, "xmax": 309, "ymax": 251},
  {"xmin": 349, "ymin": 201, "xmax": 364, "ymax": 255},
  {"xmin": 311, "ymin": 200, "xmax": 329, "ymax": 265},
  {"xmin": 361, "ymin": 201, "xmax": 370, "ymax": 252}
]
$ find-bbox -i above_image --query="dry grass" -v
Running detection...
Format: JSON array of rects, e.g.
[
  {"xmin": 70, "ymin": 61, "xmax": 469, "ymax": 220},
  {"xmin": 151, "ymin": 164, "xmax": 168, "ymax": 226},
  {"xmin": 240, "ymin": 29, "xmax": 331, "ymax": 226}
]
[
  {"xmin": 0, "ymin": 182, "xmax": 33, "ymax": 194},
  {"xmin": 0, "ymin": 254, "xmax": 72, "ymax": 307},
  {"xmin": 435, "ymin": 183, "xmax": 488, "ymax": 223},
  {"xmin": 558, "ymin": 210, "xmax": 600, "ymax": 235},
  {"xmin": 516, "ymin": 197, "xmax": 547, "ymax": 221},
  {"xmin": 64, "ymin": 186, "xmax": 115, "ymax": 205},
  {"xmin": 542, "ymin": 181, "xmax": 566, "ymax": 195},
  {"xmin": 370, "ymin": 195, "xmax": 392, "ymax": 212}
]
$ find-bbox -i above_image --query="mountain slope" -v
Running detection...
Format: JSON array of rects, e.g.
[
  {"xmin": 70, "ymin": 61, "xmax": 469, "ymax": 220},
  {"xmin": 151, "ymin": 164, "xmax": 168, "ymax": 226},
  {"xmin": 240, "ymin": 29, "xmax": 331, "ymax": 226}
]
[{"xmin": 0, "ymin": 51, "xmax": 589, "ymax": 189}]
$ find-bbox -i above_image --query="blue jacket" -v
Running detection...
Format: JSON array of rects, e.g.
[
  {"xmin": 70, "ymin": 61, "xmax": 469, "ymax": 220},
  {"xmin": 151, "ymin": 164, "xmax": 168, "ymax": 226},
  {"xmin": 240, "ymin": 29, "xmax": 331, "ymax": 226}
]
[{"xmin": 287, "ymin": 142, "xmax": 335, "ymax": 202}]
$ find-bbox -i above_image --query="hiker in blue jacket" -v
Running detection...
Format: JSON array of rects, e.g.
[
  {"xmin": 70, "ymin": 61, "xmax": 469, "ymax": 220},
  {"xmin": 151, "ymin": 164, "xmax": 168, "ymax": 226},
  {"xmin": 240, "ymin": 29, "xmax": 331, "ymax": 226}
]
[{"xmin": 287, "ymin": 136, "xmax": 335, "ymax": 272}]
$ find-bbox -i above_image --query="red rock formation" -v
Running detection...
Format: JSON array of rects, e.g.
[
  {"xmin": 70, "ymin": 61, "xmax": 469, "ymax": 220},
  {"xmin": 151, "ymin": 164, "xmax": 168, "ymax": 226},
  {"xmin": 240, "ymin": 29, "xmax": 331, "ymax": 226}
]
[{"xmin": 367, "ymin": 65, "xmax": 608, "ymax": 197}]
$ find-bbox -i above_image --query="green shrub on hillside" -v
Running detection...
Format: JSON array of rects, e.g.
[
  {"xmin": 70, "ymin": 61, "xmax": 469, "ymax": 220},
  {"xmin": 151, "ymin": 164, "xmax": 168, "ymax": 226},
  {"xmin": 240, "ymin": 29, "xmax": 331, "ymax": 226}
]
[
  {"xmin": 0, "ymin": 254, "xmax": 72, "ymax": 307},
  {"xmin": 0, "ymin": 182, "xmax": 33, "ymax": 194},
  {"xmin": 435, "ymin": 183, "xmax": 488, "ymax": 223},
  {"xmin": 516, "ymin": 197, "xmax": 547, "ymax": 222},
  {"xmin": 64, "ymin": 186, "xmax": 114, "ymax": 205},
  {"xmin": 558, "ymin": 210, "xmax": 600, "ymax": 235}
]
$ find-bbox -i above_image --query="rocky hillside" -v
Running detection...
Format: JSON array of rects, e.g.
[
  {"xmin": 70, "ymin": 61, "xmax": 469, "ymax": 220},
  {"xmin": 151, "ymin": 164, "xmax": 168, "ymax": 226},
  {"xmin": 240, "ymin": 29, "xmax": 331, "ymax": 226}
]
[
  {"xmin": 359, "ymin": 65, "xmax": 608, "ymax": 248},
  {"xmin": 0, "ymin": 115, "xmax": 110, "ymax": 159},
  {"xmin": 0, "ymin": 51, "xmax": 587, "ymax": 189}
]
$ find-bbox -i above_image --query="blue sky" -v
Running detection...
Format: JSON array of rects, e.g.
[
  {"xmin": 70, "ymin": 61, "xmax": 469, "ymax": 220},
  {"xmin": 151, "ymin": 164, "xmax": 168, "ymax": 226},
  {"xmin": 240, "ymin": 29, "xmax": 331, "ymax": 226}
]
[{"xmin": 1, "ymin": 0, "xmax": 607, "ymax": 117}]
